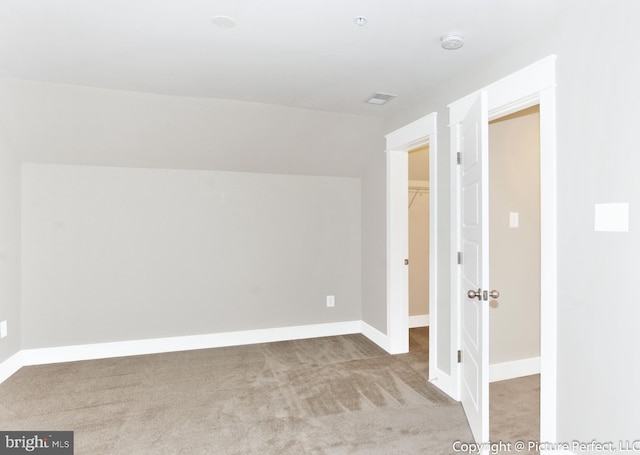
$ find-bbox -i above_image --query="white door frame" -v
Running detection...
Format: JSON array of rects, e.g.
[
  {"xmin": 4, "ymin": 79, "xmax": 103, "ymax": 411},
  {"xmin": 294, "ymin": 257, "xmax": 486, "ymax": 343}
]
[
  {"xmin": 385, "ymin": 113, "xmax": 437, "ymax": 357},
  {"xmin": 449, "ymin": 55, "xmax": 557, "ymax": 441}
]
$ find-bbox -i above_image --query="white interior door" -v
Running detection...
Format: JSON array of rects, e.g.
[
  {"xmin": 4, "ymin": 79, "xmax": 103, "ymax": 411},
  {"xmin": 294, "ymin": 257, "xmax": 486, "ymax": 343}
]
[{"xmin": 458, "ymin": 91, "xmax": 489, "ymax": 443}]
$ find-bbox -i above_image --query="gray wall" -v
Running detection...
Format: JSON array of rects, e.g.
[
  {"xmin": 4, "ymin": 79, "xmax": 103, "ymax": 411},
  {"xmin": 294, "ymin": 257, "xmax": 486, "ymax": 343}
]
[
  {"xmin": 0, "ymin": 78, "xmax": 384, "ymax": 178},
  {"xmin": 0, "ymin": 122, "xmax": 21, "ymax": 363},
  {"xmin": 360, "ymin": 148, "xmax": 387, "ymax": 333},
  {"xmin": 369, "ymin": 0, "xmax": 639, "ymax": 446},
  {"xmin": 22, "ymin": 164, "xmax": 361, "ymax": 348},
  {"xmin": 0, "ymin": 77, "xmax": 383, "ymax": 350}
]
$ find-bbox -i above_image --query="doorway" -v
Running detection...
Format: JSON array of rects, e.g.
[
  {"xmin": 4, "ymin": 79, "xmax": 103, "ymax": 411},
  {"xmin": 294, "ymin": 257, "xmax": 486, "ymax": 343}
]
[
  {"xmin": 488, "ymin": 105, "xmax": 541, "ymax": 443},
  {"xmin": 385, "ymin": 55, "xmax": 557, "ymax": 445},
  {"xmin": 408, "ymin": 145, "xmax": 430, "ymax": 330},
  {"xmin": 385, "ymin": 112, "xmax": 437, "ymax": 356},
  {"xmin": 448, "ymin": 56, "xmax": 557, "ymax": 444}
]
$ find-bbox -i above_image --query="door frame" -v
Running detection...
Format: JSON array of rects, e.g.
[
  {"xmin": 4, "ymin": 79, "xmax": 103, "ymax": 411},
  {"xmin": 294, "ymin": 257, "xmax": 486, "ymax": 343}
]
[
  {"xmin": 449, "ymin": 55, "xmax": 557, "ymax": 441},
  {"xmin": 385, "ymin": 112, "xmax": 437, "ymax": 356}
]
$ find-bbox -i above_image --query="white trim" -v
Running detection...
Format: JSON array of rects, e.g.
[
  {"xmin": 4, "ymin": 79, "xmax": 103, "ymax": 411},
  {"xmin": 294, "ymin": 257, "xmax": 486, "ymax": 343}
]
[
  {"xmin": 450, "ymin": 120, "xmax": 462, "ymax": 401},
  {"xmin": 489, "ymin": 357, "xmax": 541, "ymax": 383},
  {"xmin": 0, "ymin": 321, "xmax": 362, "ymax": 383},
  {"xmin": 0, "ymin": 351, "xmax": 23, "ymax": 384},
  {"xmin": 385, "ymin": 112, "xmax": 437, "ymax": 358},
  {"xmin": 0, "ymin": 321, "xmax": 400, "ymax": 385},
  {"xmin": 449, "ymin": 55, "xmax": 558, "ymax": 442},
  {"xmin": 20, "ymin": 321, "xmax": 362, "ymax": 366},
  {"xmin": 408, "ymin": 314, "xmax": 429, "ymax": 328},
  {"xmin": 538, "ymin": 84, "xmax": 558, "ymax": 442},
  {"xmin": 428, "ymin": 369, "xmax": 454, "ymax": 398},
  {"xmin": 360, "ymin": 321, "xmax": 389, "ymax": 352},
  {"xmin": 448, "ymin": 56, "xmax": 557, "ymax": 124},
  {"xmin": 386, "ymin": 148, "xmax": 409, "ymax": 354},
  {"xmin": 386, "ymin": 115, "xmax": 434, "ymax": 151}
]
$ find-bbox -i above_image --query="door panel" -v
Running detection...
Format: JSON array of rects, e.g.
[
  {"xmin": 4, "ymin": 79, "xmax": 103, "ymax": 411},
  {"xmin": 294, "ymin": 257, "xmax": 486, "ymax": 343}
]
[{"xmin": 458, "ymin": 91, "xmax": 489, "ymax": 443}]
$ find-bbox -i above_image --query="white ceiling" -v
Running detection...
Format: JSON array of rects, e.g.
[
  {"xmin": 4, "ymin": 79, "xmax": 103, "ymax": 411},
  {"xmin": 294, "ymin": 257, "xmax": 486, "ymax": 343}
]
[{"xmin": 0, "ymin": 0, "xmax": 564, "ymax": 116}]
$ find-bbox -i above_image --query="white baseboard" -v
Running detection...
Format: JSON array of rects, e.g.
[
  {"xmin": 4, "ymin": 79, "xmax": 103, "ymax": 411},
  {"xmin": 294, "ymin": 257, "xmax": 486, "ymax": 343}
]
[
  {"xmin": 490, "ymin": 356, "xmax": 540, "ymax": 383},
  {"xmin": 0, "ymin": 351, "xmax": 23, "ymax": 384},
  {"xmin": 1, "ymin": 321, "xmax": 362, "ymax": 384},
  {"xmin": 360, "ymin": 321, "xmax": 389, "ymax": 352},
  {"xmin": 408, "ymin": 314, "xmax": 429, "ymax": 328},
  {"xmin": 428, "ymin": 368, "xmax": 455, "ymax": 399}
]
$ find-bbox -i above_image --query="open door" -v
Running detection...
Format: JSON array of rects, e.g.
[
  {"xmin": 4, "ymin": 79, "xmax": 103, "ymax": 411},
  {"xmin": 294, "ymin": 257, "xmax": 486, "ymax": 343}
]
[
  {"xmin": 456, "ymin": 91, "xmax": 490, "ymax": 443},
  {"xmin": 447, "ymin": 56, "xmax": 556, "ymax": 445}
]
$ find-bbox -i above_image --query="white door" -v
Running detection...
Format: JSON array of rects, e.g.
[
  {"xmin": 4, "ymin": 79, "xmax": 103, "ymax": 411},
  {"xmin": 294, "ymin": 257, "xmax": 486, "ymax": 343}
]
[{"xmin": 457, "ymin": 91, "xmax": 489, "ymax": 443}]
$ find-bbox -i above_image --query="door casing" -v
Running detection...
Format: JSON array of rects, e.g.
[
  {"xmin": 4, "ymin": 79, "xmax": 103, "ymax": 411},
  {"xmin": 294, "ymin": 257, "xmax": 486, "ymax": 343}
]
[
  {"xmin": 449, "ymin": 55, "xmax": 557, "ymax": 442},
  {"xmin": 385, "ymin": 113, "xmax": 437, "ymax": 357},
  {"xmin": 384, "ymin": 55, "xmax": 557, "ymax": 443}
]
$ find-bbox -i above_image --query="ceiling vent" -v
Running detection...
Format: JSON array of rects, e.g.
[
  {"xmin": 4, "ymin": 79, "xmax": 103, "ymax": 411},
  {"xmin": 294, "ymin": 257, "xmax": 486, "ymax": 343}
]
[{"xmin": 366, "ymin": 93, "xmax": 397, "ymax": 105}]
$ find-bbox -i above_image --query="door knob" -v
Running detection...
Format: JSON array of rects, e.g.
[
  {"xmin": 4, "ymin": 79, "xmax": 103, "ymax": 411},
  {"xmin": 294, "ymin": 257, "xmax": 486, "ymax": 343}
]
[
  {"xmin": 489, "ymin": 290, "xmax": 500, "ymax": 299},
  {"xmin": 467, "ymin": 289, "xmax": 481, "ymax": 300}
]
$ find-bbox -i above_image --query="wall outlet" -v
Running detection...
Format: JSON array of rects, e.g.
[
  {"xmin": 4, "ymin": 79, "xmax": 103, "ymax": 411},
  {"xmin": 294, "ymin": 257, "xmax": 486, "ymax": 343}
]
[
  {"xmin": 0, "ymin": 320, "xmax": 7, "ymax": 338},
  {"xmin": 326, "ymin": 295, "xmax": 335, "ymax": 308}
]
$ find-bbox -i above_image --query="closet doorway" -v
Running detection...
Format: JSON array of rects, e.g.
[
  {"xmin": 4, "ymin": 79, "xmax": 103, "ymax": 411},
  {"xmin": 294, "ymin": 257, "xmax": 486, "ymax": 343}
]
[{"xmin": 408, "ymin": 145, "xmax": 430, "ymax": 330}]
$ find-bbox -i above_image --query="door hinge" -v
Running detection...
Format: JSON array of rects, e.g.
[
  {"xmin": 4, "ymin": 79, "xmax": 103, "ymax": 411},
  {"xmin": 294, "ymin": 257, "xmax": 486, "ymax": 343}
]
[
  {"xmin": 404, "ymin": 258, "xmax": 409, "ymax": 265},
  {"xmin": 457, "ymin": 350, "xmax": 462, "ymax": 363},
  {"xmin": 456, "ymin": 152, "xmax": 461, "ymax": 165},
  {"xmin": 457, "ymin": 252, "xmax": 462, "ymax": 265}
]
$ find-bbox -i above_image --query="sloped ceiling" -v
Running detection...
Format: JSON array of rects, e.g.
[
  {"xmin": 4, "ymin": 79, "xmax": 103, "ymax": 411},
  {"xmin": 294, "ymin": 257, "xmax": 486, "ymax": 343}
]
[{"xmin": 0, "ymin": 0, "xmax": 565, "ymax": 116}]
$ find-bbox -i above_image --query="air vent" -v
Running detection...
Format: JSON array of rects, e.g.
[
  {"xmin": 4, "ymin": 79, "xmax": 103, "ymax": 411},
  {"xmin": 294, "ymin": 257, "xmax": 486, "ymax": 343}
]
[{"xmin": 366, "ymin": 93, "xmax": 397, "ymax": 105}]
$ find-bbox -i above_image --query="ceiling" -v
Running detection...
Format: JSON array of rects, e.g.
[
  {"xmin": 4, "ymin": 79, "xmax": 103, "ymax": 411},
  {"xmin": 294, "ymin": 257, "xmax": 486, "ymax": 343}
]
[{"xmin": 0, "ymin": 0, "xmax": 564, "ymax": 116}]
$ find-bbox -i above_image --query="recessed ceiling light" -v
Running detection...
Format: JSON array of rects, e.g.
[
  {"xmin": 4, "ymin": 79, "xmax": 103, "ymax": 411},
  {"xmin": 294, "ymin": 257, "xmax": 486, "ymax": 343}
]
[
  {"xmin": 212, "ymin": 15, "xmax": 237, "ymax": 29},
  {"xmin": 353, "ymin": 16, "xmax": 368, "ymax": 27},
  {"xmin": 441, "ymin": 33, "xmax": 464, "ymax": 50},
  {"xmin": 366, "ymin": 93, "xmax": 397, "ymax": 105}
]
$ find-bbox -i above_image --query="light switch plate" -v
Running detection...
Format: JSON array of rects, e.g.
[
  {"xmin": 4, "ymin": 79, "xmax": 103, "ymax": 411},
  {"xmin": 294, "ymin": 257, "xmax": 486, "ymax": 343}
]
[
  {"xmin": 0, "ymin": 321, "xmax": 7, "ymax": 338},
  {"xmin": 509, "ymin": 212, "xmax": 519, "ymax": 228},
  {"xmin": 595, "ymin": 203, "xmax": 629, "ymax": 232}
]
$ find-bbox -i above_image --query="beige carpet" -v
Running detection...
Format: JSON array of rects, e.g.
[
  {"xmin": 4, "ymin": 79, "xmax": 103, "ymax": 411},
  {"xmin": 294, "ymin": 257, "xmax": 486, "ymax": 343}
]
[
  {"xmin": 0, "ymin": 332, "xmax": 474, "ymax": 454},
  {"xmin": 490, "ymin": 374, "xmax": 540, "ymax": 454}
]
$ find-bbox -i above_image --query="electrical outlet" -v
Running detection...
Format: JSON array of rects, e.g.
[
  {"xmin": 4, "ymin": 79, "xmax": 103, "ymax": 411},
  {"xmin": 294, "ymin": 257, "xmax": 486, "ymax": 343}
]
[
  {"xmin": 0, "ymin": 320, "xmax": 7, "ymax": 338},
  {"xmin": 326, "ymin": 295, "xmax": 335, "ymax": 308}
]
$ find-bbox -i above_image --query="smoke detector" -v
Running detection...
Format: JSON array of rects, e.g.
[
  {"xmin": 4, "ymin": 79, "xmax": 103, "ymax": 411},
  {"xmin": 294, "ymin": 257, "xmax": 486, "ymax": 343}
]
[
  {"xmin": 441, "ymin": 34, "xmax": 464, "ymax": 50},
  {"xmin": 353, "ymin": 16, "xmax": 368, "ymax": 26},
  {"xmin": 211, "ymin": 16, "xmax": 237, "ymax": 29}
]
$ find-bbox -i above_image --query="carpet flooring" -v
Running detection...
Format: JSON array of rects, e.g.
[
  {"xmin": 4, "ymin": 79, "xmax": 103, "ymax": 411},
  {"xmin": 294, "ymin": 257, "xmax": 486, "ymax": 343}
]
[
  {"xmin": 490, "ymin": 374, "xmax": 540, "ymax": 454},
  {"xmin": 0, "ymin": 330, "xmax": 474, "ymax": 454}
]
